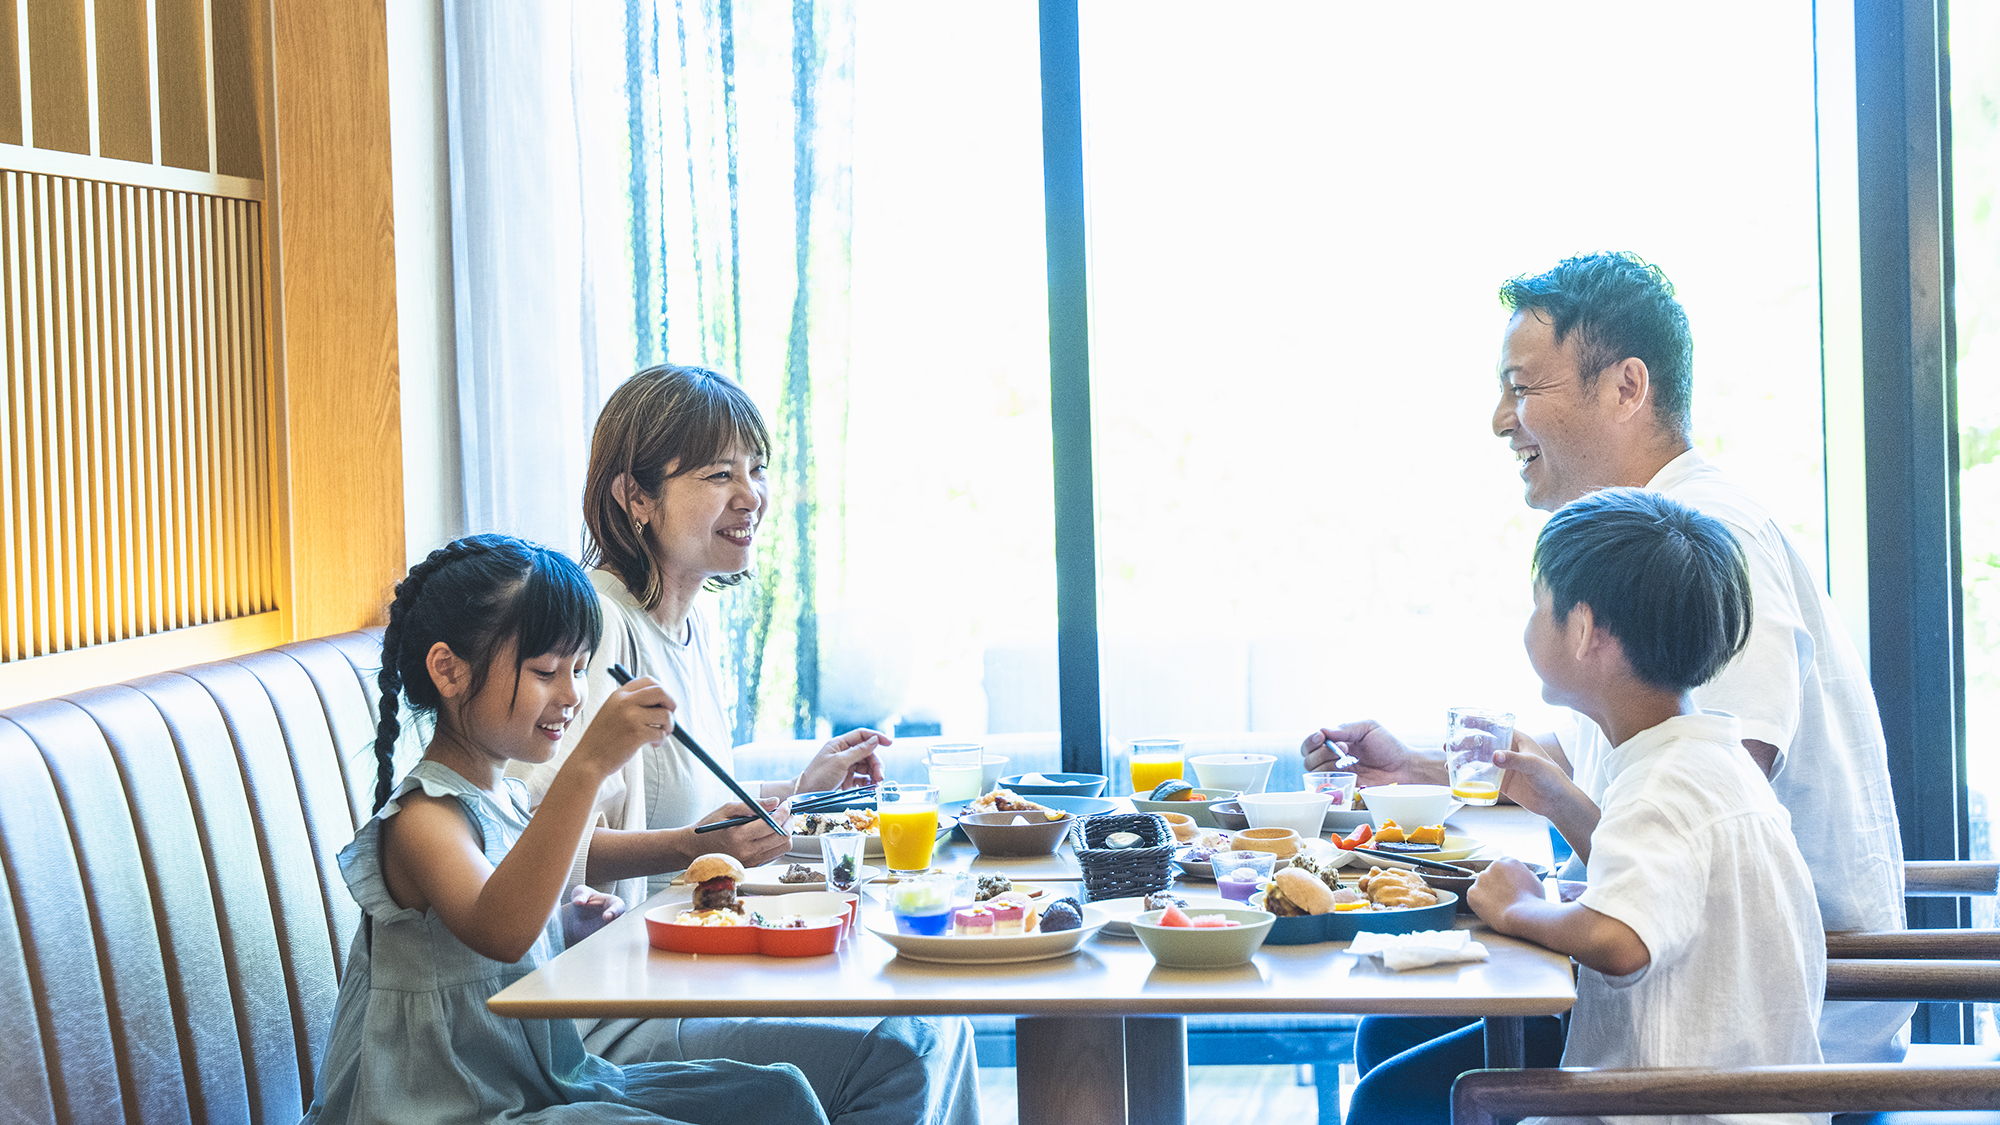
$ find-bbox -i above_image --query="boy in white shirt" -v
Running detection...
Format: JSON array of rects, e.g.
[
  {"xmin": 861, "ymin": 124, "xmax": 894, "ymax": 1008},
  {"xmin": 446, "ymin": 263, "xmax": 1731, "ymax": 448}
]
[{"xmin": 1350, "ymin": 487, "xmax": 1826, "ymax": 1125}]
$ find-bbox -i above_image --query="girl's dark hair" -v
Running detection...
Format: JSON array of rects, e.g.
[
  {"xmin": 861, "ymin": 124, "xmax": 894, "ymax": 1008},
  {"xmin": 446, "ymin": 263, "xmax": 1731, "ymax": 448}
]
[
  {"xmin": 1532, "ymin": 488, "xmax": 1753, "ymax": 693},
  {"xmin": 372, "ymin": 534, "xmax": 604, "ymax": 811},
  {"xmin": 581, "ymin": 365, "xmax": 772, "ymax": 610}
]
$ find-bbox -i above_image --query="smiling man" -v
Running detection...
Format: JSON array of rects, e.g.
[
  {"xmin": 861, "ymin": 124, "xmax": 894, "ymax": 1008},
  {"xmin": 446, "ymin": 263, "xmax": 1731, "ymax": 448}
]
[{"xmin": 1305, "ymin": 252, "xmax": 1910, "ymax": 1073}]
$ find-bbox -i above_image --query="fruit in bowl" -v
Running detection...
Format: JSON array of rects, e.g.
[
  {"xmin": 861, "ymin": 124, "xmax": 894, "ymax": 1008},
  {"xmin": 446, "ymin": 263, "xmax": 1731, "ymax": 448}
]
[{"xmin": 1128, "ymin": 905, "xmax": 1275, "ymax": 967}]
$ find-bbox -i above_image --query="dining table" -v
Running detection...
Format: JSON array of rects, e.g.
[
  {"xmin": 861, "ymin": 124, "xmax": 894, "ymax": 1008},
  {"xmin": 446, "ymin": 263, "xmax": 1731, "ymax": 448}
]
[{"xmin": 490, "ymin": 800, "xmax": 1574, "ymax": 1125}]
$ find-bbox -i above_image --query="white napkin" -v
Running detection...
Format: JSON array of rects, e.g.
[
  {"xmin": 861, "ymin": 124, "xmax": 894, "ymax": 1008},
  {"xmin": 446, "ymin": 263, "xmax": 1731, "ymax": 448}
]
[{"xmin": 1347, "ymin": 928, "xmax": 1489, "ymax": 971}]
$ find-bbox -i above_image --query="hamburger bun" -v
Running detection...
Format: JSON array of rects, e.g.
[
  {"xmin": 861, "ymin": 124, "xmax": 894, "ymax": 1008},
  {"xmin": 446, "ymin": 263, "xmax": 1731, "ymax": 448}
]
[
  {"xmin": 686, "ymin": 853, "xmax": 747, "ymax": 885},
  {"xmin": 1271, "ymin": 867, "xmax": 1336, "ymax": 916}
]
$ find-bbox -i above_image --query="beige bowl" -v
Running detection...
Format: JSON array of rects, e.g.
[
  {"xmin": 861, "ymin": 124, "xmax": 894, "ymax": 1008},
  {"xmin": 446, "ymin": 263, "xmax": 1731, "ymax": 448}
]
[
  {"xmin": 1160, "ymin": 811, "xmax": 1198, "ymax": 842},
  {"xmin": 1229, "ymin": 827, "xmax": 1300, "ymax": 858}
]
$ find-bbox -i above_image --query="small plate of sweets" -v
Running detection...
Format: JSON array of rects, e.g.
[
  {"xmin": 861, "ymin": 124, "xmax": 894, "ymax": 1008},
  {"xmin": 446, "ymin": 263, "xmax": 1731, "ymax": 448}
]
[{"xmin": 864, "ymin": 891, "xmax": 1107, "ymax": 964}]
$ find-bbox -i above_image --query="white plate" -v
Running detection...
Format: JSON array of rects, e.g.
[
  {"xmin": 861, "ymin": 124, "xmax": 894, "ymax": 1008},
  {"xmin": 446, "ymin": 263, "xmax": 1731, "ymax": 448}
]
[
  {"xmin": 737, "ymin": 862, "xmax": 883, "ymax": 896},
  {"xmin": 1089, "ymin": 893, "xmax": 1233, "ymax": 937},
  {"xmin": 972, "ymin": 880, "xmax": 1055, "ymax": 903},
  {"xmin": 1174, "ymin": 851, "xmax": 1294, "ymax": 881},
  {"xmin": 864, "ymin": 906, "xmax": 1107, "ymax": 964},
  {"xmin": 787, "ymin": 816, "xmax": 957, "ymax": 859}
]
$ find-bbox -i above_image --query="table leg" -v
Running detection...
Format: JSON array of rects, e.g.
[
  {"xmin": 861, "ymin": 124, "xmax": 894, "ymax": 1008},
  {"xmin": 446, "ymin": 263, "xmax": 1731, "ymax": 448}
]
[
  {"xmin": 1017, "ymin": 1016, "xmax": 1129, "ymax": 1125},
  {"xmin": 1482, "ymin": 1015, "xmax": 1525, "ymax": 1068},
  {"xmin": 1123, "ymin": 1016, "xmax": 1187, "ymax": 1125}
]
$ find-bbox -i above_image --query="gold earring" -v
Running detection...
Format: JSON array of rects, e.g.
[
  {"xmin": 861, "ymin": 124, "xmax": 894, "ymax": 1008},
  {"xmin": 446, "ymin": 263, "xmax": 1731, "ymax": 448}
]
[{"xmin": 632, "ymin": 516, "xmax": 646, "ymax": 537}]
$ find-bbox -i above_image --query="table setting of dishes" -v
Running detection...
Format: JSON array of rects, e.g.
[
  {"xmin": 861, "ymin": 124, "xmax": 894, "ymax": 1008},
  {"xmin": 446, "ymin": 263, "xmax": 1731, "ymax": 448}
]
[{"xmin": 641, "ymin": 713, "xmax": 1551, "ymax": 975}]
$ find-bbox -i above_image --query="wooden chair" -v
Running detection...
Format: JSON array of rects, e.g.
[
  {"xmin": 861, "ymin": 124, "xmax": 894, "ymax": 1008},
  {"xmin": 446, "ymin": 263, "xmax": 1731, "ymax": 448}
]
[{"xmin": 1451, "ymin": 958, "xmax": 2000, "ymax": 1125}]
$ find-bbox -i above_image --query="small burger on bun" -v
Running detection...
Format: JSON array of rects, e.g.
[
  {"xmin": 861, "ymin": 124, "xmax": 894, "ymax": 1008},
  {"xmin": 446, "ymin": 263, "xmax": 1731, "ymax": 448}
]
[{"xmin": 675, "ymin": 854, "xmax": 751, "ymax": 926}]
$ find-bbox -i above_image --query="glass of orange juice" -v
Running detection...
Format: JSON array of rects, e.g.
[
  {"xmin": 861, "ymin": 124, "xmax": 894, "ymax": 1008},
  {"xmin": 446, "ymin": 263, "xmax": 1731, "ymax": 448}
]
[
  {"xmin": 876, "ymin": 784, "xmax": 942, "ymax": 875},
  {"xmin": 1127, "ymin": 738, "xmax": 1185, "ymax": 796}
]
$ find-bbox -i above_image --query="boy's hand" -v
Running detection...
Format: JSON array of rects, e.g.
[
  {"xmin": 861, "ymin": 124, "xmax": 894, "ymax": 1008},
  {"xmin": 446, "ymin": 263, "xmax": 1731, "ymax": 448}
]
[
  {"xmin": 560, "ymin": 885, "xmax": 625, "ymax": 945},
  {"xmin": 1467, "ymin": 857, "xmax": 1545, "ymax": 931},
  {"xmin": 1300, "ymin": 720, "xmax": 1444, "ymax": 786},
  {"xmin": 1494, "ymin": 746, "xmax": 1598, "ymax": 863},
  {"xmin": 570, "ymin": 675, "xmax": 673, "ymax": 780}
]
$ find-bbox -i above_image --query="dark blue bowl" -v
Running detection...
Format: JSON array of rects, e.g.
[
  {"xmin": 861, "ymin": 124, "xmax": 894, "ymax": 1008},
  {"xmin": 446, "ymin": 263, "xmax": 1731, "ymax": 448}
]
[{"xmin": 997, "ymin": 772, "xmax": 1109, "ymax": 798}]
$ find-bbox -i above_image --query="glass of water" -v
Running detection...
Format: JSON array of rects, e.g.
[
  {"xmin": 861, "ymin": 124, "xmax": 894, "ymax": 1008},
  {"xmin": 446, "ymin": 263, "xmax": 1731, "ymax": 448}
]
[{"xmin": 1445, "ymin": 707, "xmax": 1514, "ymax": 806}]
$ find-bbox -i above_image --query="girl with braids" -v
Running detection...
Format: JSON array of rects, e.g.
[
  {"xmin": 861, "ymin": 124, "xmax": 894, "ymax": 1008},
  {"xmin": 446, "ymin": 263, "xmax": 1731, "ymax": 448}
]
[
  {"xmin": 511, "ymin": 366, "xmax": 981, "ymax": 1125},
  {"xmin": 304, "ymin": 534, "xmax": 831, "ymax": 1125}
]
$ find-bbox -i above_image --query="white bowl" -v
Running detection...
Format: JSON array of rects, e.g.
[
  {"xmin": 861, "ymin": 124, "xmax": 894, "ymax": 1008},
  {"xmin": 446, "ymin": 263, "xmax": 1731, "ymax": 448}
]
[
  {"xmin": 1358, "ymin": 783, "xmax": 1459, "ymax": 830},
  {"xmin": 981, "ymin": 755, "xmax": 1010, "ymax": 792},
  {"xmin": 1235, "ymin": 790, "xmax": 1332, "ymax": 837},
  {"xmin": 1189, "ymin": 753, "xmax": 1277, "ymax": 794}
]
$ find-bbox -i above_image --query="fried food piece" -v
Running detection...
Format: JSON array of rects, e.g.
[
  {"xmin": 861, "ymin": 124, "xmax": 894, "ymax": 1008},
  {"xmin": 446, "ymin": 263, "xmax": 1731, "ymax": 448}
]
[
  {"xmin": 975, "ymin": 873, "xmax": 1014, "ymax": 901},
  {"xmin": 1357, "ymin": 865, "xmax": 1438, "ymax": 909}
]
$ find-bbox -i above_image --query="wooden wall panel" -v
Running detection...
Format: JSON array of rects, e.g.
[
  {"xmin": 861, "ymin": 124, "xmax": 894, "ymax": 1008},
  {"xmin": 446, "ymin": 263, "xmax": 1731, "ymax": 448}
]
[
  {"xmin": 0, "ymin": 171, "xmax": 275, "ymax": 662},
  {"xmin": 25, "ymin": 0, "xmax": 88, "ymax": 155},
  {"xmin": 155, "ymin": 0, "xmax": 207, "ymax": 171},
  {"xmin": 93, "ymin": 0, "xmax": 151, "ymax": 164},
  {"xmin": 270, "ymin": 0, "xmax": 401, "ymax": 638}
]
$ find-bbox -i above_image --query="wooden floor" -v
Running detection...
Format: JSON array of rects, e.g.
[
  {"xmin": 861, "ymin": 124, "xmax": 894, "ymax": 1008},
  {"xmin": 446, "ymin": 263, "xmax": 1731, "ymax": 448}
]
[{"xmin": 977, "ymin": 1064, "xmax": 1341, "ymax": 1123}]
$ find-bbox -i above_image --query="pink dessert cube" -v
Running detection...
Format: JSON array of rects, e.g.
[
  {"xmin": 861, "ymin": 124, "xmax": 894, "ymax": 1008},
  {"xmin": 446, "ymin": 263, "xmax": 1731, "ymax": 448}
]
[
  {"xmin": 953, "ymin": 907, "xmax": 994, "ymax": 937},
  {"xmin": 988, "ymin": 902, "xmax": 1027, "ymax": 934},
  {"xmin": 1189, "ymin": 914, "xmax": 1241, "ymax": 928}
]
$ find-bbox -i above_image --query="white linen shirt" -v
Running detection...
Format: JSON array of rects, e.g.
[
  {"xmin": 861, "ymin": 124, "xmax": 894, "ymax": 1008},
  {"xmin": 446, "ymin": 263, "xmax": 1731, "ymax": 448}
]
[
  {"xmin": 508, "ymin": 569, "xmax": 739, "ymax": 907},
  {"xmin": 1552, "ymin": 712, "xmax": 1826, "ymax": 1125},
  {"xmin": 1562, "ymin": 450, "xmax": 1909, "ymax": 1062}
]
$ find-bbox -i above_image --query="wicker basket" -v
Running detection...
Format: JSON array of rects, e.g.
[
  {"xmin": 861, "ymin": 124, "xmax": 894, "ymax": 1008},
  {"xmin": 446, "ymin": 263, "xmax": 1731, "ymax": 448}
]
[{"xmin": 1071, "ymin": 813, "xmax": 1177, "ymax": 902}]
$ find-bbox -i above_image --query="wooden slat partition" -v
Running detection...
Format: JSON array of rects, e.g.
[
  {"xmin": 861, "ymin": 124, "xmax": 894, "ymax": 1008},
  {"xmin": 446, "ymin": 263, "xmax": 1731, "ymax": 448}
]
[{"xmin": 0, "ymin": 168, "xmax": 273, "ymax": 662}]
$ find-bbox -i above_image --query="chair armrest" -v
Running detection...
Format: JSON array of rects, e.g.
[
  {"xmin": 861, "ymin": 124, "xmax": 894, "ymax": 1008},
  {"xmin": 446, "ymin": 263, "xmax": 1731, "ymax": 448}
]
[
  {"xmin": 1826, "ymin": 929, "xmax": 2000, "ymax": 959},
  {"xmin": 1452, "ymin": 1064, "xmax": 2000, "ymax": 1125},
  {"xmin": 1906, "ymin": 861, "xmax": 2000, "ymax": 897},
  {"xmin": 1825, "ymin": 958, "xmax": 2000, "ymax": 1002}
]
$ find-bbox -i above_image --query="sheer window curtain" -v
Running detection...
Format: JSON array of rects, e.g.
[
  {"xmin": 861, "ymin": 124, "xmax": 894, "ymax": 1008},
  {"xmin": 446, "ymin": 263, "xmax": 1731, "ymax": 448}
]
[{"xmin": 442, "ymin": 0, "xmax": 856, "ymax": 744}]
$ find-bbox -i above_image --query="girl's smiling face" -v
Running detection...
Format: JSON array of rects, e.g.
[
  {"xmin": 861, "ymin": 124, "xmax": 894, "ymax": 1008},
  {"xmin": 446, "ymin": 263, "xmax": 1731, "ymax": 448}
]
[
  {"xmin": 632, "ymin": 443, "xmax": 769, "ymax": 588},
  {"xmin": 443, "ymin": 638, "xmax": 589, "ymax": 770}
]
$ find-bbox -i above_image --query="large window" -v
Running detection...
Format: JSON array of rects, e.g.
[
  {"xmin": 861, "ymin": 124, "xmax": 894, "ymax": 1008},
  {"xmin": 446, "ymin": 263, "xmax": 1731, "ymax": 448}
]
[{"xmin": 1079, "ymin": 2, "xmax": 1828, "ymax": 754}]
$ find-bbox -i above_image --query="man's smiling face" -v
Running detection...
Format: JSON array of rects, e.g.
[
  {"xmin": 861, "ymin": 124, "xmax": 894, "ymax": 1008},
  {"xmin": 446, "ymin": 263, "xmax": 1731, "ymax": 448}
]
[{"xmin": 1492, "ymin": 311, "xmax": 1625, "ymax": 512}]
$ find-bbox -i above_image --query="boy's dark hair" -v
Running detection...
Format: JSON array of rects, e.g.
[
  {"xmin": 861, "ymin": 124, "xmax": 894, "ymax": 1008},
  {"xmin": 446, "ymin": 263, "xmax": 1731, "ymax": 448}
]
[
  {"xmin": 372, "ymin": 534, "xmax": 604, "ymax": 811},
  {"xmin": 582, "ymin": 365, "xmax": 772, "ymax": 611},
  {"xmin": 1499, "ymin": 252, "xmax": 1694, "ymax": 439},
  {"xmin": 1532, "ymin": 488, "xmax": 1752, "ymax": 693}
]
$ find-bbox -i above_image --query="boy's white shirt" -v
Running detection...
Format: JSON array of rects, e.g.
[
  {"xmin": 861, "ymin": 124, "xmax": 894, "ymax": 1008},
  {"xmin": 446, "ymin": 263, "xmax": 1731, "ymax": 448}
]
[
  {"xmin": 507, "ymin": 570, "xmax": 738, "ymax": 907},
  {"xmin": 1541, "ymin": 710, "xmax": 1826, "ymax": 1125},
  {"xmin": 1560, "ymin": 449, "xmax": 1909, "ymax": 1063}
]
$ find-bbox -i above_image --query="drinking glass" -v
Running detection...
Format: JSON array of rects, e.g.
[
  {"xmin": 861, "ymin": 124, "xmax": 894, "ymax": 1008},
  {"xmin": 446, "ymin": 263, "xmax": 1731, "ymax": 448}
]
[
  {"xmin": 819, "ymin": 830, "xmax": 869, "ymax": 894},
  {"xmin": 1213, "ymin": 850, "xmax": 1275, "ymax": 902},
  {"xmin": 1127, "ymin": 738, "xmax": 1185, "ymax": 795},
  {"xmin": 926, "ymin": 743, "xmax": 985, "ymax": 803},
  {"xmin": 876, "ymin": 784, "xmax": 942, "ymax": 875},
  {"xmin": 1304, "ymin": 771, "xmax": 1358, "ymax": 810},
  {"xmin": 1445, "ymin": 707, "xmax": 1514, "ymax": 806},
  {"xmin": 887, "ymin": 872, "xmax": 956, "ymax": 936}
]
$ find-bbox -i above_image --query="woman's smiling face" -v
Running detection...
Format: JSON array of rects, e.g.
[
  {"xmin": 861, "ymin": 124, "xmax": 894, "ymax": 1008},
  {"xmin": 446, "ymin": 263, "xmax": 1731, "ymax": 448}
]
[{"xmin": 639, "ymin": 443, "xmax": 769, "ymax": 585}]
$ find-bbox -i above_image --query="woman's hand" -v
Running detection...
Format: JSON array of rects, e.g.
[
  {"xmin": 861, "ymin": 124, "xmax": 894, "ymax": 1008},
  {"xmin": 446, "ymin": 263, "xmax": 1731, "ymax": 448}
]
[
  {"xmin": 1300, "ymin": 720, "xmax": 1443, "ymax": 786},
  {"xmin": 559, "ymin": 885, "xmax": 625, "ymax": 946},
  {"xmin": 793, "ymin": 728, "xmax": 889, "ymax": 795},
  {"xmin": 568, "ymin": 674, "xmax": 674, "ymax": 781},
  {"xmin": 684, "ymin": 798, "xmax": 793, "ymax": 866}
]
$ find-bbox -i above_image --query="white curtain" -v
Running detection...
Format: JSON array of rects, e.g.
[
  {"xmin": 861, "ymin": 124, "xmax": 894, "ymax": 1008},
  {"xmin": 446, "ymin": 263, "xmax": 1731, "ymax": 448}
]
[{"xmin": 443, "ymin": 0, "xmax": 632, "ymax": 554}]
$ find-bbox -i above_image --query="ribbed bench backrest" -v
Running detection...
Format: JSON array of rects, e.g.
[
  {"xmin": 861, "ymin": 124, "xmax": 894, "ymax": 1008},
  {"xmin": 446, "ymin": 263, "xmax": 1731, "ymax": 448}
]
[{"xmin": 0, "ymin": 630, "xmax": 401, "ymax": 1125}]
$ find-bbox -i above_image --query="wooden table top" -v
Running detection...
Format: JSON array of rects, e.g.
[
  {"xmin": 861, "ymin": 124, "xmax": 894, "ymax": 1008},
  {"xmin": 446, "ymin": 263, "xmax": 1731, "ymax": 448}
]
[{"xmin": 490, "ymin": 804, "xmax": 1574, "ymax": 1022}]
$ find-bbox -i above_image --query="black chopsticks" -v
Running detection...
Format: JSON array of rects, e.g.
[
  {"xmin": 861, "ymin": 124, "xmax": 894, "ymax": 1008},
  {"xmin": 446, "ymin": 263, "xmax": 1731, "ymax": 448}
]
[
  {"xmin": 694, "ymin": 784, "xmax": 877, "ymax": 834},
  {"xmin": 1348, "ymin": 846, "xmax": 1476, "ymax": 877},
  {"xmin": 606, "ymin": 663, "xmax": 788, "ymax": 839}
]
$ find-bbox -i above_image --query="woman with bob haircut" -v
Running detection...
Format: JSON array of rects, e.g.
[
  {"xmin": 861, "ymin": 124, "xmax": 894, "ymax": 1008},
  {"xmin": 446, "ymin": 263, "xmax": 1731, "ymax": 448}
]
[{"xmin": 512, "ymin": 363, "xmax": 980, "ymax": 1125}]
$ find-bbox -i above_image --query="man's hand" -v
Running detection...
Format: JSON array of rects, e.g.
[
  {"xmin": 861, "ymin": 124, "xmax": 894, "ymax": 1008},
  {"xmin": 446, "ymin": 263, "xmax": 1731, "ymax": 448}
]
[{"xmin": 1300, "ymin": 720, "xmax": 1444, "ymax": 787}]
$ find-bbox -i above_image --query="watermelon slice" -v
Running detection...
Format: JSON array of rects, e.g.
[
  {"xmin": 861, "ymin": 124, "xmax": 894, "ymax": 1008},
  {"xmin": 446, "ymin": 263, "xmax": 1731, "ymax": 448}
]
[
  {"xmin": 1189, "ymin": 914, "xmax": 1241, "ymax": 928},
  {"xmin": 1157, "ymin": 903, "xmax": 1193, "ymax": 927}
]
